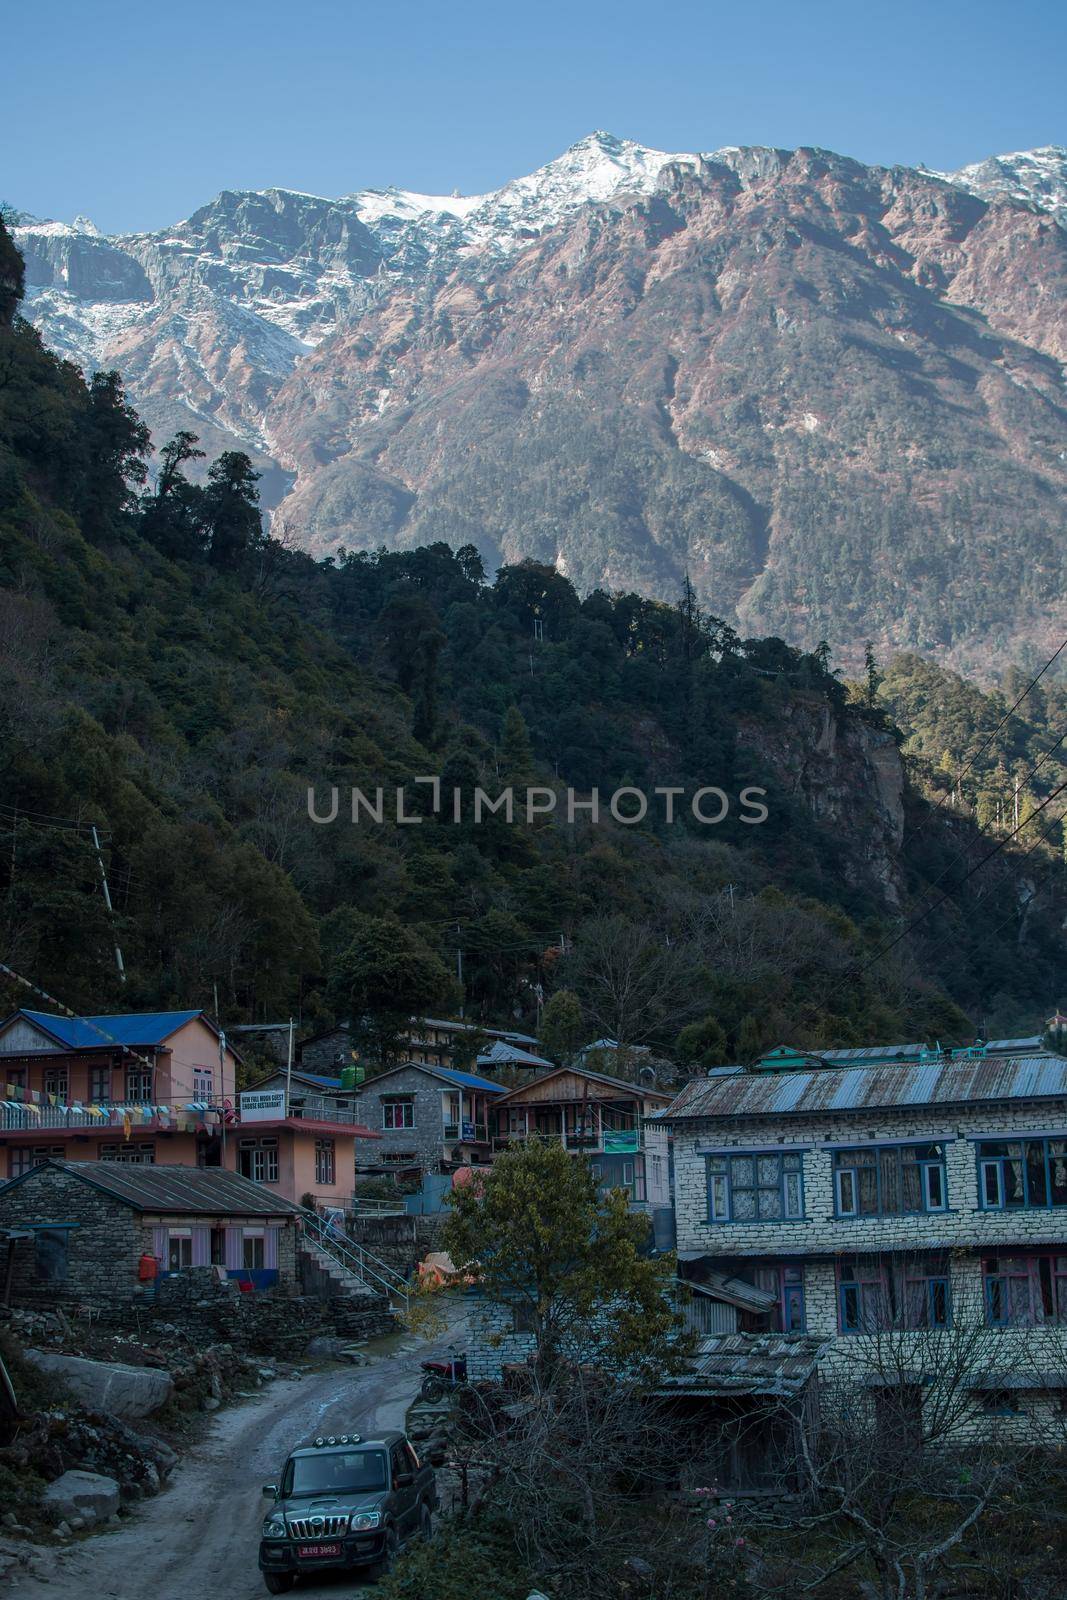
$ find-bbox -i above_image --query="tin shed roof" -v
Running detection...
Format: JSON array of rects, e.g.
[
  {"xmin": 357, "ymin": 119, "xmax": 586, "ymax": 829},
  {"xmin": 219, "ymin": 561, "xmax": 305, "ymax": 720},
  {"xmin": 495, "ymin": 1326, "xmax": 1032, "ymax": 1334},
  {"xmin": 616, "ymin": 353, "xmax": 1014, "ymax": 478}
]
[
  {"xmin": 663, "ymin": 1055, "xmax": 1067, "ymax": 1121},
  {"xmin": 0, "ymin": 1161, "xmax": 300, "ymax": 1216},
  {"xmin": 658, "ymin": 1333, "xmax": 828, "ymax": 1397}
]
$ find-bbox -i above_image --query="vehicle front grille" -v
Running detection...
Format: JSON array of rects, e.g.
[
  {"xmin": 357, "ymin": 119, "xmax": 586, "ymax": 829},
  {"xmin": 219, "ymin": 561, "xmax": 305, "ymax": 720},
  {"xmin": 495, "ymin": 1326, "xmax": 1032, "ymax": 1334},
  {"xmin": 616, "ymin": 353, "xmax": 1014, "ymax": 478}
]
[{"xmin": 288, "ymin": 1514, "xmax": 349, "ymax": 1539}]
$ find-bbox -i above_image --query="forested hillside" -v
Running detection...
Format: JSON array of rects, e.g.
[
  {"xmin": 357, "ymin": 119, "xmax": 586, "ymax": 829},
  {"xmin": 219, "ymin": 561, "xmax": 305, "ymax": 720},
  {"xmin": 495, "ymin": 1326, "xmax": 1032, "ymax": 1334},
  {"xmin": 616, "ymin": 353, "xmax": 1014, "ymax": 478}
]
[{"xmin": 0, "ymin": 216, "xmax": 1062, "ymax": 1062}]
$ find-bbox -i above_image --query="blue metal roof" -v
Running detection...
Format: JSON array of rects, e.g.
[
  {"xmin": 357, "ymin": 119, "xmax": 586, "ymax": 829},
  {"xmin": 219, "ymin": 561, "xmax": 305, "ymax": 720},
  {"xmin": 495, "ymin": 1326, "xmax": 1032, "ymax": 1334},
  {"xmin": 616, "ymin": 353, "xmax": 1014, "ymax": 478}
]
[
  {"xmin": 432, "ymin": 1066, "xmax": 508, "ymax": 1094},
  {"xmin": 295, "ymin": 1071, "xmax": 344, "ymax": 1088},
  {"xmin": 665, "ymin": 1055, "xmax": 1067, "ymax": 1121},
  {"xmin": 13, "ymin": 1009, "xmax": 204, "ymax": 1050}
]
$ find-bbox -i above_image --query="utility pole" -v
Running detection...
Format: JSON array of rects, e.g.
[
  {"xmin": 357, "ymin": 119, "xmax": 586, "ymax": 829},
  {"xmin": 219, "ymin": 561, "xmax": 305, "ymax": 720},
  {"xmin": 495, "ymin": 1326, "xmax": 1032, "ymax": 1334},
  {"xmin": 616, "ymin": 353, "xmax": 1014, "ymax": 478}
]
[
  {"xmin": 218, "ymin": 1029, "xmax": 229, "ymax": 1163},
  {"xmin": 91, "ymin": 825, "xmax": 125, "ymax": 983},
  {"xmin": 285, "ymin": 1017, "xmax": 295, "ymax": 1116},
  {"xmin": 456, "ymin": 936, "xmax": 464, "ymax": 1018}
]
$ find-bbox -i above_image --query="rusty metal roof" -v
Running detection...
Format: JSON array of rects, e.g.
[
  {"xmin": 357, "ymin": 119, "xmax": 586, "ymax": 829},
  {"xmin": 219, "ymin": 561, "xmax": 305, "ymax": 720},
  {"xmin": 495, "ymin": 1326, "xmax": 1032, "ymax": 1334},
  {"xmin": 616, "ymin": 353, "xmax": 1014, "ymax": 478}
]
[
  {"xmin": 663, "ymin": 1055, "xmax": 1067, "ymax": 1122},
  {"xmin": 0, "ymin": 1161, "xmax": 300, "ymax": 1216},
  {"xmin": 658, "ymin": 1333, "xmax": 828, "ymax": 1397}
]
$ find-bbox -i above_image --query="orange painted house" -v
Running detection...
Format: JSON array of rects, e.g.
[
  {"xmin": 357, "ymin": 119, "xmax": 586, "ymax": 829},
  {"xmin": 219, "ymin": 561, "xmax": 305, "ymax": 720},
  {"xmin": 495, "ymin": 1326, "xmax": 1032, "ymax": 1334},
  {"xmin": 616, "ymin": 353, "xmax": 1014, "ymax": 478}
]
[{"xmin": 0, "ymin": 1010, "xmax": 377, "ymax": 1207}]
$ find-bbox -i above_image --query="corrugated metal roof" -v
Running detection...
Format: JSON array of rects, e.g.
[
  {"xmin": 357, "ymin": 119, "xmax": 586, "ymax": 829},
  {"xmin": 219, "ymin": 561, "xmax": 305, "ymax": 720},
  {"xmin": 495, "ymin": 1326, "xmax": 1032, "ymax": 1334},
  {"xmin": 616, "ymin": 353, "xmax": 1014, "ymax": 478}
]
[
  {"xmin": 658, "ymin": 1333, "xmax": 828, "ymax": 1397},
  {"xmin": 10, "ymin": 1009, "xmax": 204, "ymax": 1050},
  {"xmin": 664, "ymin": 1055, "xmax": 1067, "ymax": 1121},
  {"xmin": 0, "ymin": 1160, "xmax": 299, "ymax": 1215},
  {"xmin": 476, "ymin": 1040, "xmax": 555, "ymax": 1070},
  {"xmin": 683, "ymin": 1273, "xmax": 778, "ymax": 1313},
  {"xmin": 428, "ymin": 1066, "xmax": 508, "ymax": 1094},
  {"xmin": 818, "ymin": 1037, "xmax": 1044, "ymax": 1064}
]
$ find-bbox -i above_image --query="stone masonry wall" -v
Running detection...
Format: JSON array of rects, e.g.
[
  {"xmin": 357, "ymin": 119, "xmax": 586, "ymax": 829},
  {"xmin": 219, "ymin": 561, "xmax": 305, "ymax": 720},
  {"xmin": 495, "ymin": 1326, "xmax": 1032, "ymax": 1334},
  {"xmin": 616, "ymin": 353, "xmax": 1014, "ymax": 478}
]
[
  {"xmin": 670, "ymin": 1095, "xmax": 1067, "ymax": 1439},
  {"xmin": 0, "ymin": 1167, "xmax": 143, "ymax": 1306},
  {"xmin": 353, "ymin": 1067, "xmax": 449, "ymax": 1172}
]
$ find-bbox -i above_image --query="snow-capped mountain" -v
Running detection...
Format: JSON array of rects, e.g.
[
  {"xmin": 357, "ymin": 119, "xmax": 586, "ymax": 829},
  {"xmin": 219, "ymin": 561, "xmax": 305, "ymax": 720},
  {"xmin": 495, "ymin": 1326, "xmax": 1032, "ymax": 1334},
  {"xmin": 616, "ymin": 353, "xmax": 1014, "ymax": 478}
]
[
  {"xmin": 10, "ymin": 134, "xmax": 1067, "ymax": 676},
  {"xmin": 941, "ymin": 145, "xmax": 1067, "ymax": 225}
]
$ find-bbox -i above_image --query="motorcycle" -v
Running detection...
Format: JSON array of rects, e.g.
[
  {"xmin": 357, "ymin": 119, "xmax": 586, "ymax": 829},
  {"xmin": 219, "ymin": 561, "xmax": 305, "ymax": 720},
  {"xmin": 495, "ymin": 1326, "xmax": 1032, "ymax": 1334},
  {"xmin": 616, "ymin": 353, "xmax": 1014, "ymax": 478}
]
[{"xmin": 419, "ymin": 1350, "xmax": 467, "ymax": 1401}]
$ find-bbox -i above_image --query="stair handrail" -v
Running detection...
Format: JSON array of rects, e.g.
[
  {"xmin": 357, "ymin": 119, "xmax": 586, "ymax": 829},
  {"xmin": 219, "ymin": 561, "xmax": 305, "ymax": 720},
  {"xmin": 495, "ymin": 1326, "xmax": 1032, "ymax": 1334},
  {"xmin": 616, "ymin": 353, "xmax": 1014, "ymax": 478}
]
[{"xmin": 297, "ymin": 1205, "xmax": 409, "ymax": 1309}]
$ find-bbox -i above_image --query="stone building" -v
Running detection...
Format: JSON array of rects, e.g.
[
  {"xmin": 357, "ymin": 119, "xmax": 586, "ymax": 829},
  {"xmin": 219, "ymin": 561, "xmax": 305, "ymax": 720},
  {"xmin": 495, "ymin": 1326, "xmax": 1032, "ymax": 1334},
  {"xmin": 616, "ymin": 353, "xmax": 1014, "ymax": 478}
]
[
  {"xmin": 350, "ymin": 1064, "xmax": 507, "ymax": 1176},
  {"xmin": 662, "ymin": 1046, "xmax": 1067, "ymax": 1436},
  {"xmin": 0, "ymin": 1160, "xmax": 301, "ymax": 1308}
]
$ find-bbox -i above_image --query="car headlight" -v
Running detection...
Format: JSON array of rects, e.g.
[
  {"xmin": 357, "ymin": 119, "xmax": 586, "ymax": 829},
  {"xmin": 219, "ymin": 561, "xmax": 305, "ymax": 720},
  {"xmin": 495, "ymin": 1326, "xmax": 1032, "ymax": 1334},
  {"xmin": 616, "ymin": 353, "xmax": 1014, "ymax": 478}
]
[
  {"xmin": 262, "ymin": 1518, "xmax": 287, "ymax": 1539},
  {"xmin": 349, "ymin": 1511, "xmax": 381, "ymax": 1532}
]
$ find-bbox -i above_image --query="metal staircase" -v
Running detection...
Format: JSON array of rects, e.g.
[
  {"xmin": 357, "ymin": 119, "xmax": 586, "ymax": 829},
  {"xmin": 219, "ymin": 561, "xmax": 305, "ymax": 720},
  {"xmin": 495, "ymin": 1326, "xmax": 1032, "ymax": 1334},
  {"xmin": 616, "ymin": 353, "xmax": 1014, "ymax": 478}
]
[{"xmin": 297, "ymin": 1206, "xmax": 409, "ymax": 1311}]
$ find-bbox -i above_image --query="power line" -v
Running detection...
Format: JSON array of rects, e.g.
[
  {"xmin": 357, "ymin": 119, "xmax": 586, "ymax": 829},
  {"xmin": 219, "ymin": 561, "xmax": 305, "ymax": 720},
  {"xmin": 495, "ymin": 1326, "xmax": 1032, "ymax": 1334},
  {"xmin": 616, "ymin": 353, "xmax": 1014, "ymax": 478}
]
[
  {"xmin": 905, "ymin": 636, "xmax": 1067, "ymax": 840},
  {"xmin": 854, "ymin": 774, "xmax": 1067, "ymax": 982},
  {"xmin": 898, "ymin": 721, "xmax": 1067, "ymax": 917}
]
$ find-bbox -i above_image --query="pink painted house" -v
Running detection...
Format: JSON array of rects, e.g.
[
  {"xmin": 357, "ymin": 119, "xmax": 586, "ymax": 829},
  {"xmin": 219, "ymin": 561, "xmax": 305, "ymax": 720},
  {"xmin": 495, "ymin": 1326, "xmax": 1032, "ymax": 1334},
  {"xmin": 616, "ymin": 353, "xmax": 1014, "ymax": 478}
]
[{"xmin": 0, "ymin": 1009, "xmax": 377, "ymax": 1207}]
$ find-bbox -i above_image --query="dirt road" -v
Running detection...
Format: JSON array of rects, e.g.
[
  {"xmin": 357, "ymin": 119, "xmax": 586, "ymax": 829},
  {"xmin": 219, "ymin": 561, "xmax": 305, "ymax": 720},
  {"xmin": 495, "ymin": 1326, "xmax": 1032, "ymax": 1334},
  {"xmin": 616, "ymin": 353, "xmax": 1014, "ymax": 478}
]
[{"xmin": 10, "ymin": 1312, "xmax": 467, "ymax": 1600}]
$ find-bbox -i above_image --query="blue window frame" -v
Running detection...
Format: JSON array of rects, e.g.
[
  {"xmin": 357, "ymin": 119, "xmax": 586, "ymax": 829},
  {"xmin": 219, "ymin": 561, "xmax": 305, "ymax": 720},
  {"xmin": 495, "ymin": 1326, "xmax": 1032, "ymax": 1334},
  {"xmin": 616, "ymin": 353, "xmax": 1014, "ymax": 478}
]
[
  {"xmin": 832, "ymin": 1143, "xmax": 947, "ymax": 1218},
  {"xmin": 755, "ymin": 1263, "xmax": 807, "ymax": 1331},
  {"xmin": 838, "ymin": 1254, "xmax": 951, "ymax": 1333},
  {"xmin": 706, "ymin": 1151, "xmax": 804, "ymax": 1223},
  {"xmin": 976, "ymin": 1139, "xmax": 1067, "ymax": 1211},
  {"xmin": 983, "ymin": 1253, "xmax": 1067, "ymax": 1326}
]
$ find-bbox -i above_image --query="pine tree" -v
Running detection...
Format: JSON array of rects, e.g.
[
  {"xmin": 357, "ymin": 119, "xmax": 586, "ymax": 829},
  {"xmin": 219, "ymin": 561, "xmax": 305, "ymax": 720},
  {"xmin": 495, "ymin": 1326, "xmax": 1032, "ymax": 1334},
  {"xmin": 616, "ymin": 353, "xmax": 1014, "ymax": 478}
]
[
  {"xmin": 499, "ymin": 705, "xmax": 534, "ymax": 786},
  {"xmin": 203, "ymin": 451, "xmax": 263, "ymax": 570}
]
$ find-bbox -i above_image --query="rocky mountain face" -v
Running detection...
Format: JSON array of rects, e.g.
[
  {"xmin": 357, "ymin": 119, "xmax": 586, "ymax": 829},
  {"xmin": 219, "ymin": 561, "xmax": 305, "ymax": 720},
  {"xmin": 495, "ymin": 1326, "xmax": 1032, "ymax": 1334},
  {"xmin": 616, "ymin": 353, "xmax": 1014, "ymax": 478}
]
[{"xmin": 14, "ymin": 134, "xmax": 1067, "ymax": 675}]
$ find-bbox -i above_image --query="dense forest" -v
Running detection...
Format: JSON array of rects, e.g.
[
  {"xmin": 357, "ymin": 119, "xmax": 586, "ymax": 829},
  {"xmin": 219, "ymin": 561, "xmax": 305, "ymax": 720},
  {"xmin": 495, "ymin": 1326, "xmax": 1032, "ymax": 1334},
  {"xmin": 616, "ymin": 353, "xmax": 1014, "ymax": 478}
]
[{"xmin": 0, "ymin": 214, "xmax": 1063, "ymax": 1067}]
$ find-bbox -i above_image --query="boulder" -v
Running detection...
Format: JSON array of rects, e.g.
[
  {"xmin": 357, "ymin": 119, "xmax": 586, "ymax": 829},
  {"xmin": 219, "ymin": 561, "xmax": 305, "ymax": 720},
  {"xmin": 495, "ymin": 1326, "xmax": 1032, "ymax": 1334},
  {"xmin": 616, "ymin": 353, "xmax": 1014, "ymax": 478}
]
[
  {"xmin": 42, "ymin": 1472, "xmax": 121, "ymax": 1523},
  {"xmin": 24, "ymin": 1352, "xmax": 173, "ymax": 1419}
]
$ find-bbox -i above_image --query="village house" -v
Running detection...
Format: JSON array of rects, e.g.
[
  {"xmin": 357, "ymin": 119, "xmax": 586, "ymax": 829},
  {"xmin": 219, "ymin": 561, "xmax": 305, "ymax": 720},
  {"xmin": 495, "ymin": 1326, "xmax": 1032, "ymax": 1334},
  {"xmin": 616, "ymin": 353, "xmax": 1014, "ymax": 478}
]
[
  {"xmin": 349, "ymin": 1063, "xmax": 508, "ymax": 1177},
  {"xmin": 490, "ymin": 1065, "xmax": 674, "ymax": 1219},
  {"xmin": 299, "ymin": 1016, "xmax": 546, "ymax": 1077},
  {"xmin": 661, "ymin": 1041, "xmax": 1067, "ymax": 1437},
  {"xmin": 0, "ymin": 1010, "xmax": 379, "ymax": 1209},
  {"xmin": 0, "ymin": 1008, "xmax": 239, "ymax": 1176},
  {"xmin": 0, "ymin": 1160, "xmax": 303, "ymax": 1308}
]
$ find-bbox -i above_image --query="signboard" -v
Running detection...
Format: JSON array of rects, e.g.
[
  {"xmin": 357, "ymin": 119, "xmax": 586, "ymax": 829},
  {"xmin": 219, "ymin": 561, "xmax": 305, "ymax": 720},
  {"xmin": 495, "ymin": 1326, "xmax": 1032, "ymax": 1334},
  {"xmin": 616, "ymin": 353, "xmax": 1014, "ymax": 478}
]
[{"xmin": 239, "ymin": 1089, "xmax": 286, "ymax": 1123}]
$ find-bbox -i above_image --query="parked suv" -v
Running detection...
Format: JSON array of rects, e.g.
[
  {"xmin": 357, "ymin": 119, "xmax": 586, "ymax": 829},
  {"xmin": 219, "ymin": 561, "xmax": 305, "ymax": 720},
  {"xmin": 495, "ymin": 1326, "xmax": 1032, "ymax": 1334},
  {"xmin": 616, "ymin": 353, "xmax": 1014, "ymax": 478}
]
[{"xmin": 259, "ymin": 1430, "xmax": 436, "ymax": 1592}]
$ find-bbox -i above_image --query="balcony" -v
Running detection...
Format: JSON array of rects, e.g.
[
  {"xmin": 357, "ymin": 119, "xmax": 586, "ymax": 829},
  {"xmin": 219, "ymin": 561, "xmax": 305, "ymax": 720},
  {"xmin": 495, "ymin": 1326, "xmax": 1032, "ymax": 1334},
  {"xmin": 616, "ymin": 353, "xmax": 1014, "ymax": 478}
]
[
  {"xmin": 443, "ymin": 1122, "xmax": 490, "ymax": 1143},
  {"xmin": 0, "ymin": 1104, "xmax": 169, "ymax": 1134}
]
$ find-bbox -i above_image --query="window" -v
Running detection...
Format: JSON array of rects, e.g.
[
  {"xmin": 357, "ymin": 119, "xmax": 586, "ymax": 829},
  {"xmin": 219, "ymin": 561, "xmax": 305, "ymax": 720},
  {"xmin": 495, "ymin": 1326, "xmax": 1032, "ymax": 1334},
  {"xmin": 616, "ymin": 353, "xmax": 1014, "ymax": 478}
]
[
  {"xmin": 238, "ymin": 1138, "xmax": 279, "ymax": 1183},
  {"xmin": 832, "ymin": 1144, "xmax": 947, "ymax": 1218},
  {"xmin": 243, "ymin": 1234, "xmax": 265, "ymax": 1270},
  {"xmin": 126, "ymin": 1068, "xmax": 152, "ymax": 1102},
  {"xmin": 839, "ymin": 1258, "xmax": 888, "ymax": 1332},
  {"xmin": 167, "ymin": 1231, "xmax": 193, "ymax": 1271},
  {"xmin": 43, "ymin": 1067, "xmax": 68, "ymax": 1101},
  {"xmin": 754, "ymin": 1264, "xmax": 807, "ymax": 1332},
  {"xmin": 977, "ymin": 1139, "xmax": 1067, "ymax": 1211},
  {"xmin": 983, "ymin": 1253, "xmax": 1067, "ymax": 1327},
  {"xmin": 512, "ymin": 1301, "xmax": 538, "ymax": 1333},
  {"xmin": 383, "ymin": 1100, "xmax": 415, "ymax": 1130},
  {"xmin": 706, "ymin": 1151, "xmax": 804, "ymax": 1222},
  {"xmin": 838, "ymin": 1254, "xmax": 951, "ymax": 1333},
  {"xmin": 192, "ymin": 1068, "xmax": 213, "ymax": 1101},
  {"xmin": 88, "ymin": 1066, "xmax": 111, "ymax": 1102},
  {"xmin": 315, "ymin": 1138, "xmax": 336, "ymax": 1185},
  {"xmin": 34, "ymin": 1229, "xmax": 68, "ymax": 1284},
  {"xmin": 9, "ymin": 1145, "xmax": 65, "ymax": 1177},
  {"xmin": 98, "ymin": 1142, "xmax": 156, "ymax": 1163}
]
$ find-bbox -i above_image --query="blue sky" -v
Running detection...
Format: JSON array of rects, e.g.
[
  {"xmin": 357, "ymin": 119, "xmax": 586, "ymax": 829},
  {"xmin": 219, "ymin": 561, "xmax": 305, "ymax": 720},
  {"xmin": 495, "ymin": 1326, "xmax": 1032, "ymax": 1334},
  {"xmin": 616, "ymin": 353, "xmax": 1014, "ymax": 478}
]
[{"xmin": 7, "ymin": 0, "xmax": 1065, "ymax": 233}]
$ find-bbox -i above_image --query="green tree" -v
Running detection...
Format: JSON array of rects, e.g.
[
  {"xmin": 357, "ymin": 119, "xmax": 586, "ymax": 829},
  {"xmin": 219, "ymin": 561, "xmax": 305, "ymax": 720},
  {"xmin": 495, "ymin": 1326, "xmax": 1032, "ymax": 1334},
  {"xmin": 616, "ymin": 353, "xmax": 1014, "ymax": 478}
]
[
  {"xmin": 203, "ymin": 450, "xmax": 263, "ymax": 570},
  {"xmin": 141, "ymin": 430, "xmax": 206, "ymax": 559},
  {"xmin": 80, "ymin": 370, "xmax": 150, "ymax": 543},
  {"xmin": 675, "ymin": 1013, "xmax": 728, "ymax": 1069},
  {"xmin": 539, "ymin": 988, "xmax": 585, "ymax": 1065},
  {"xmin": 498, "ymin": 703, "xmax": 534, "ymax": 786},
  {"xmin": 443, "ymin": 1139, "xmax": 680, "ymax": 1378},
  {"xmin": 326, "ymin": 914, "xmax": 460, "ymax": 1062}
]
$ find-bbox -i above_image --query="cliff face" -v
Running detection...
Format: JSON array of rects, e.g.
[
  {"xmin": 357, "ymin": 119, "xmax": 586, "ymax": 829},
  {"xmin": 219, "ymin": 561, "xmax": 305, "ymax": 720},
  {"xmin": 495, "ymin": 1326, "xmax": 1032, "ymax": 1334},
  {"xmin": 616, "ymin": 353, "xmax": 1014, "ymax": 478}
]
[
  {"xmin": 15, "ymin": 137, "xmax": 1067, "ymax": 676},
  {"xmin": 737, "ymin": 701, "xmax": 906, "ymax": 907}
]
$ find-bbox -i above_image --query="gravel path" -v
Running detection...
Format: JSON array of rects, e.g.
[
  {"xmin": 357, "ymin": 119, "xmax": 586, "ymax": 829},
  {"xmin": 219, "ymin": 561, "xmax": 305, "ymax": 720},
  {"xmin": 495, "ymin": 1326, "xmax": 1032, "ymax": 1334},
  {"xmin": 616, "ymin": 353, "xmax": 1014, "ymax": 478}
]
[{"xmin": 9, "ymin": 1309, "xmax": 468, "ymax": 1600}]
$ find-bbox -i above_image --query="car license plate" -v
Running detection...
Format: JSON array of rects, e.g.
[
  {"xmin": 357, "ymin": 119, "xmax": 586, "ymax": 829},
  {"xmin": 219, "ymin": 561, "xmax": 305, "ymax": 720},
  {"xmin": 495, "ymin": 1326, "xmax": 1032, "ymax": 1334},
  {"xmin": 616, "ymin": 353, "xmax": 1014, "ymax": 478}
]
[{"xmin": 297, "ymin": 1541, "xmax": 342, "ymax": 1559}]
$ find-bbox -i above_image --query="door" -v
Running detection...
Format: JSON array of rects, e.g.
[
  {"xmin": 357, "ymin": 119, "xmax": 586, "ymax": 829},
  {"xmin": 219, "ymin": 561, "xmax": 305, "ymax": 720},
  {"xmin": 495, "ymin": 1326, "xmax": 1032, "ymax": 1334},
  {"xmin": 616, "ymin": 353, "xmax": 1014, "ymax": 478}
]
[{"xmin": 390, "ymin": 1441, "xmax": 418, "ymax": 1534}]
